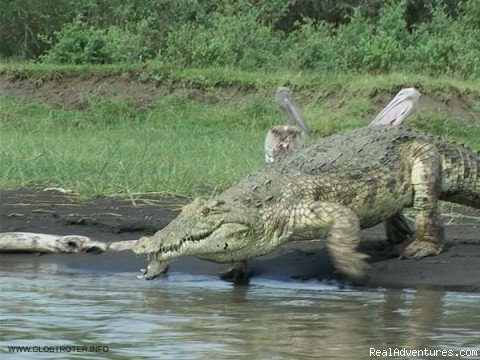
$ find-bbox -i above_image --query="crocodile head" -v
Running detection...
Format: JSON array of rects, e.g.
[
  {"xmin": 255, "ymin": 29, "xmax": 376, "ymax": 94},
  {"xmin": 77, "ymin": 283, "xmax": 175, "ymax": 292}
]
[{"xmin": 133, "ymin": 197, "xmax": 257, "ymax": 280}]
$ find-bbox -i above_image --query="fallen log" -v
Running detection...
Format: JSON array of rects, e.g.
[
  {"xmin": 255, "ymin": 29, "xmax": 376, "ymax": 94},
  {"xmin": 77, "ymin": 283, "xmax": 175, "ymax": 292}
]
[{"xmin": 0, "ymin": 232, "xmax": 137, "ymax": 254}]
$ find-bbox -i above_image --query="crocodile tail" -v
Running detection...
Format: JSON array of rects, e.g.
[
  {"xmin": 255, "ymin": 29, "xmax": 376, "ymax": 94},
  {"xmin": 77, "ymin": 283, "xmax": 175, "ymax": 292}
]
[{"xmin": 435, "ymin": 139, "xmax": 480, "ymax": 208}]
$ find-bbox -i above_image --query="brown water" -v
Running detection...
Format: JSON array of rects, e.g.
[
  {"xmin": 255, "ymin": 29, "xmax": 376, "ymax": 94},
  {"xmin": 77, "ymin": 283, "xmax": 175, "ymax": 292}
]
[{"xmin": 1, "ymin": 261, "xmax": 479, "ymax": 359}]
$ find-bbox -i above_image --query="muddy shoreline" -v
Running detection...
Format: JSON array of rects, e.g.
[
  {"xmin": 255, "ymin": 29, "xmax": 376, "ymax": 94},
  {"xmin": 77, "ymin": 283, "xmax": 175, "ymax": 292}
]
[{"xmin": 1, "ymin": 188, "xmax": 479, "ymax": 291}]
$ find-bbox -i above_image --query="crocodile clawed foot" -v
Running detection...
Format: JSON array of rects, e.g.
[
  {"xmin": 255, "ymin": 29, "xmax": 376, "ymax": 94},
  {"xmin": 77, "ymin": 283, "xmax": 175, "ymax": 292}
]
[
  {"xmin": 385, "ymin": 213, "xmax": 414, "ymax": 245},
  {"xmin": 219, "ymin": 261, "xmax": 250, "ymax": 285},
  {"xmin": 335, "ymin": 252, "xmax": 370, "ymax": 284},
  {"xmin": 400, "ymin": 240, "xmax": 443, "ymax": 259},
  {"xmin": 382, "ymin": 242, "xmax": 408, "ymax": 258}
]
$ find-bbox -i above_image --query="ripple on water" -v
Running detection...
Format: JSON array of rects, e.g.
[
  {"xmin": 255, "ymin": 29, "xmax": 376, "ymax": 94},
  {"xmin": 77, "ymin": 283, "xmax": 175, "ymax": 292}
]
[{"xmin": 1, "ymin": 264, "xmax": 479, "ymax": 359}]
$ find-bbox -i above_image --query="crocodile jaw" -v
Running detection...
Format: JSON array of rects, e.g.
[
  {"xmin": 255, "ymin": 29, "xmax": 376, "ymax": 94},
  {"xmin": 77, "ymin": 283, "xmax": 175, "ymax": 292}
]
[
  {"xmin": 143, "ymin": 261, "xmax": 169, "ymax": 280},
  {"xmin": 134, "ymin": 222, "xmax": 251, "ymax": 280}
]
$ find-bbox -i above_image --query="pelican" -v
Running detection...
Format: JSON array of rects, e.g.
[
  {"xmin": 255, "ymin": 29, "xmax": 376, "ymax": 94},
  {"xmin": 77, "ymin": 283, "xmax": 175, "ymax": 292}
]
[
  {"xmin": 369, "ymin": 88, "xmax": 421, "ymax": 126},
  {"xmin": 265, "ymin": 87, "xmax": 421, "ymax": 164},
  {"xmin": 264, "ymin": 87, "xmax": 309, "ymax": 164}
]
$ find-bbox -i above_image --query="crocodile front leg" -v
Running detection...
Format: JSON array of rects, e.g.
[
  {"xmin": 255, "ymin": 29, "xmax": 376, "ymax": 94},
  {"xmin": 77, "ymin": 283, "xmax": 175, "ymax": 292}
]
[
  {"xmin": 219, "ymin": 261, "xmax": 250, "ymax": 285},
  {"xmin": 402, "ymin": 141, "xmax": 444, "ymax": 258},
  {"xmin": 299, "ymin": 202, "xmax": 369, "ymax": 281}
]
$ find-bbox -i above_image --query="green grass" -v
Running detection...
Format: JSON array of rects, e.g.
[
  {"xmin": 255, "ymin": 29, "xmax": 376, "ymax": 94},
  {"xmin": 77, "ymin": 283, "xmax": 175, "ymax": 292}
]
[
  {"xmin": 1, "ymin": 64, "xmax": 479, "ymax": 197},
  {"xmin": 3, "ymin": 62, "xmax": 480, "ymax": 93},
  {"xmin": 0, "ymin": 94, "xmax": 277, "ymax": 196}
]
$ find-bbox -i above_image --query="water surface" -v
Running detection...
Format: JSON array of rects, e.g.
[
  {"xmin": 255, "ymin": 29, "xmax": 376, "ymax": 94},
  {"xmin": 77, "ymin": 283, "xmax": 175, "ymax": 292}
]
[{"xmin": 1, "ymin": 261, "xmax": 479, "ymax": 359}]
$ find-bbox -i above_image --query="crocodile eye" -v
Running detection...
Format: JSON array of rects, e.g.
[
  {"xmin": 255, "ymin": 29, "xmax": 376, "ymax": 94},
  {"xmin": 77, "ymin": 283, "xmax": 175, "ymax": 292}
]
[{"xmin": 201, "ymin": 207, "xmax": 210, "ymax": 216}]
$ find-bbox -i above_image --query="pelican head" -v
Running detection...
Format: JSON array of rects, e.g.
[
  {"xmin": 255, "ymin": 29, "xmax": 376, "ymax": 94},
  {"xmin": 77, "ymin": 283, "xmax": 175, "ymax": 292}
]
[{"xmin": 370, "ymin": 88, "xmax": 421, "ymax": 126}]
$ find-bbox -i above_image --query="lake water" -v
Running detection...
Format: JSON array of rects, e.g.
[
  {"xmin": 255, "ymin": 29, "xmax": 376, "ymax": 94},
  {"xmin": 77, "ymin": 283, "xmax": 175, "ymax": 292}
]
[{"xmin": 1, "ymin": 260, "xmax": 479, "ymax": 359}]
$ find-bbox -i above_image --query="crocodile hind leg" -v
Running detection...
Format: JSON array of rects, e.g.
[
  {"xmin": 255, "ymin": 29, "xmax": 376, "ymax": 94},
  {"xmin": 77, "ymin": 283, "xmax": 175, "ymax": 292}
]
[
  {"xmin": 402, "ymin": 142, "xmax": 444, "ymax": 259},
  {"xmin": 384, "ymin": 212, "xmax": 414, "ymax": 256},
  {"xmin": 305, "ymin": 202, "xmax": 369, "ymax": 281},
  {"xmin": 386, "ymin": 212, "xmax": 414, "ymax": 244}
]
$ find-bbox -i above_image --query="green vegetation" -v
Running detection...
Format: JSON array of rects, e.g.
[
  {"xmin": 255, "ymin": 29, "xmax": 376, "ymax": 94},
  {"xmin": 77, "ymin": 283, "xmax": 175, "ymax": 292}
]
[
  {"xmin": 1, "ymin": 0, "xmax": 479, "ymax": 77},
  {"xmin": 2, "ymin": 62, "xmax": 480, "ymax": 94},
  {"xmin": 0, "ymin": 91, "xmax": 270, "ymax": 197},
  {"xmin": 1, "ymin": 65, "xmax": 479, "ymax": 197},
  {"xmin": 1, "ymin": 1, "xmax": 479, "ymax": 196}
]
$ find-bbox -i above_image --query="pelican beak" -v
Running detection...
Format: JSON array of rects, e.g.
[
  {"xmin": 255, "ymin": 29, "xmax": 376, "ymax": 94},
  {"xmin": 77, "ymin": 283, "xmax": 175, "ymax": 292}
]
[{"xmin": 370, "ymin": 88, "xmax": 420, "ymax": 126}]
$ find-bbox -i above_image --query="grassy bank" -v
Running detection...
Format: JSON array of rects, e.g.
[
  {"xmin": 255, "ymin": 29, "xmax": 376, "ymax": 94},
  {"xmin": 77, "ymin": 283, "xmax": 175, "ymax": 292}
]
[
  {"xmin": 0, "ymin": 91, "xmax": 271, "ymax": 196},
  {"xmin": 1, "ymin": 64, "xmax": 479, "ymax": 197},
  {"xmin": 3, "ymin": 62, "xmax": 480, "ymax": 92}
]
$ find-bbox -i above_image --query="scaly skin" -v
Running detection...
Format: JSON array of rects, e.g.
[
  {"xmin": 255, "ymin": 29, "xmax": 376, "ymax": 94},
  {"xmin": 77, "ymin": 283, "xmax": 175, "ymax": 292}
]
[{"xmin": 133, "ymin": 126, "xmax": 479, "ymax": 281}]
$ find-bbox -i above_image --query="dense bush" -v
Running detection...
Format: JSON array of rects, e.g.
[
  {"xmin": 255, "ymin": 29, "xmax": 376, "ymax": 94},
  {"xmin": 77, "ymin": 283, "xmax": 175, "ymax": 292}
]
[
  {"xmin": 1, "ymin": 0, "xmax": 479, "ymax": 77},
  {"xmin": 40, "ymin": 17, "xmax": 155, "ymax": 64},
  {"xmin": 0, "ymin": 0, "xmax": 78, "ymax": 58},
  {"xmin": 405, "ymin": 1, "xmax": 480, "ymax": 76},
  {"xmin": 163, "ymin": 4, "xmax": 283, "ymax": 70},
  {"xmin": 284, "ymin": 0, "xmax": 479, "ymax": 76}
]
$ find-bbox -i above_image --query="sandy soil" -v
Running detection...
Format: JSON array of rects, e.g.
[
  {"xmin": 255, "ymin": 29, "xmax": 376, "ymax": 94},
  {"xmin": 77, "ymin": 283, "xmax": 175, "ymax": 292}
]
[{"xmin": 1, "ymin": 188, "xmax": 479, "ymax": 291}]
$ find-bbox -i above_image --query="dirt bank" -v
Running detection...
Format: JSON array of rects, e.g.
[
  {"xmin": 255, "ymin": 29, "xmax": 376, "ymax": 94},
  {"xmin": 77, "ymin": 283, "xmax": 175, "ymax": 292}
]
[
  {"xmin": 1, "ymin": 189, "xmax": 479, "ymax": 291},
  {"xmin": 1, "ymin": 72, "xmax": 479, "ymax": 124}
]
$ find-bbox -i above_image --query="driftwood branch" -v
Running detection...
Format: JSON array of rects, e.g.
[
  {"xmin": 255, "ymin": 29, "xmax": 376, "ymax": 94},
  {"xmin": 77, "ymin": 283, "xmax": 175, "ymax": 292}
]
[
  {"xmin": 0, "ymin": 232, "xmax": 137, "ymax": 254},
  {"xmin": 107, "ymin": 239, "xmax": 138, "ymax": 252}
]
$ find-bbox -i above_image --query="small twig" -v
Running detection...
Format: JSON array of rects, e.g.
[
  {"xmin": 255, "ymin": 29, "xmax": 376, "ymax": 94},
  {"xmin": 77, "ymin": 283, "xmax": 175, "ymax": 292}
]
[
  {"xmin": 95, "ymin": 212, "xmax": 124, "ymax": 217},
  {"xmin": 7, "ymin": 213, "xmax": 24, "ymax": 218},
  {"xmin": 32, "ymin": 209, "xmax": 57, "ymax": 215},
  {"xmin": 127, "ymin": 192, "xmax": 137, "ymax": 207},
  {"xmin": 441, "ymin": 213, "xmax": 480, "ymax": 220},
  {"xmin": 6, "ymin": 202, "xmax": 81, "ymax": 207},
  {"xmin": 43, "ymin": 187, "xmax": 79, "ymax": 195}
]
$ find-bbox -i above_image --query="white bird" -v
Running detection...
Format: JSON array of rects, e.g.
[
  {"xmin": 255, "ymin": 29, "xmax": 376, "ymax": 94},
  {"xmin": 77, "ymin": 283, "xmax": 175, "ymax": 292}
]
[
  {"xmin": 369, "ymin": 88, "xmax": 421, "ymax": 126},
  {"xmin": 265, "ymin": 87, "xmax": 421, "ymax": 164},
  {"xmin": 264, "ymin": 87, "xmax": 309, "ymax": 164}
]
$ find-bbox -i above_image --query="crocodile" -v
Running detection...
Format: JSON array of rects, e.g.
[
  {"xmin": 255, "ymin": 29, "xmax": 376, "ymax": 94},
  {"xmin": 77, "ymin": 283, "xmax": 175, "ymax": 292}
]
[{"xmin": 133, "ymin": 125, "xmax": 479, "ymax": 282}]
